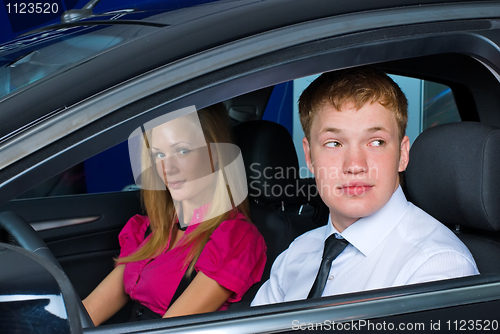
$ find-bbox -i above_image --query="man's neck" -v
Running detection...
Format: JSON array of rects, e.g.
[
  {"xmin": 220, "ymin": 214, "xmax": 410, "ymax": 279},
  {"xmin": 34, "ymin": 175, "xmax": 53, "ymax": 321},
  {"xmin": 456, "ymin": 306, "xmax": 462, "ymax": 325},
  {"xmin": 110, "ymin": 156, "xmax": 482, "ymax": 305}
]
[
  {"xmin": 329, "ymin": 184, "xmax": 403, "ymax": 233},
  {"xmin": 330, "ymin": 216, "xmax": 360, "ymax": 233}
]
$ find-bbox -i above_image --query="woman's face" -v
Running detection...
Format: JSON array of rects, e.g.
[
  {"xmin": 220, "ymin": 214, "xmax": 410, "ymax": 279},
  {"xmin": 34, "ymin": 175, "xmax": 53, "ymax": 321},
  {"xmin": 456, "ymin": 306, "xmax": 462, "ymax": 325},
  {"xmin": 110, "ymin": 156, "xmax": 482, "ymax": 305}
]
[{"xmin": 150, "ymin": 116, "xmax": 217, "ymax": 205}]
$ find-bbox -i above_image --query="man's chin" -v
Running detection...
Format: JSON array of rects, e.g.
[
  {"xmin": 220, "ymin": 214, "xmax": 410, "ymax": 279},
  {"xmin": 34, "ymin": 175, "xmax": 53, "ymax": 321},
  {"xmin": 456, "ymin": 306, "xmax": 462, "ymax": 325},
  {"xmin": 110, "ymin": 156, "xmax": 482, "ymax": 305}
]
[{"xmin": 329, "ymin": 203, "xmax": 381, "ymax": 222}]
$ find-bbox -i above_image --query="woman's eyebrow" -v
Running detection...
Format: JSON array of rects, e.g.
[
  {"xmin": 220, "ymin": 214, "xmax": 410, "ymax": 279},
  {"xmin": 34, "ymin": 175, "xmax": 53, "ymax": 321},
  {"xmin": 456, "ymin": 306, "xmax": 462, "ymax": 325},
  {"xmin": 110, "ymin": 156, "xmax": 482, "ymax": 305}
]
[
  {"xmin": 171, "ymin": 141, "xmax": 191, "ymax": 147},
  {"xmin": 151, "ymin": 141, "xmax": 192, "ymax": 151}
]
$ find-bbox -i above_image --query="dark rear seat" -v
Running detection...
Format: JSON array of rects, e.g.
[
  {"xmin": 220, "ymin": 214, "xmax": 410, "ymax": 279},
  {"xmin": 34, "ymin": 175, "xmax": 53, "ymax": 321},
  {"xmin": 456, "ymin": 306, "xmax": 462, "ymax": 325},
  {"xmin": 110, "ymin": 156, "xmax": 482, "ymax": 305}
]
[
  {"xmin": 230, "ymin": 120, "xmax": 328, "ymax": 308},
  {"xmin": 404, "ymin": 122, "xmax": 500, "ymax": 274}
]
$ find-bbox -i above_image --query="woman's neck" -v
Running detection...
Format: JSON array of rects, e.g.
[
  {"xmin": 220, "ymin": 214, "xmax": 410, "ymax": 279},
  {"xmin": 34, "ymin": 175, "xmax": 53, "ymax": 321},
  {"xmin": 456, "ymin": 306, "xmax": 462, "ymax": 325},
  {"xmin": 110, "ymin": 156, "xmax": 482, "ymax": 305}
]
[
  {"xmin": 179, "ymin": 201, "xmax": 205, "ymax": 226},
  {"xmin": 180, "ymin": 203, "xmax": 193, "ymax": 226}
]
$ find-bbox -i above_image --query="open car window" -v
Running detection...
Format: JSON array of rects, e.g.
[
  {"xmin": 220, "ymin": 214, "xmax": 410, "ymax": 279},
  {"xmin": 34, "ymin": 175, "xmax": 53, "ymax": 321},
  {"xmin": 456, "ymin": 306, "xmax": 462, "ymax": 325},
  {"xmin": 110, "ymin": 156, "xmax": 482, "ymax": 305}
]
[
  {"xmin": 1, "ymin": 2, "xmax": 500, "ymax": 332},
  {"xmin": 17, "ymin": 74, "xmax": 462, "ymax": 199}
]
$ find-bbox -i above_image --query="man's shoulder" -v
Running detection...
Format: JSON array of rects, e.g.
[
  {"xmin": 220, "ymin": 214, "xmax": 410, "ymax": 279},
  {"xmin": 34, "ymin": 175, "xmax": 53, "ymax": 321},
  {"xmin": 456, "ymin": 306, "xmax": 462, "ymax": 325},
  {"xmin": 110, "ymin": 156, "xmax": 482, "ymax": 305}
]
[
  {"xmin": 294, "ymin": 224, "xmax": 327, "ymax": 240},
  {"xmin": 286, "ymin": 225, "xmax": 328, "ymax": 253},
  {"xmin": 400, "ymin": 202, "xmax": 471, "ymax": 256}
]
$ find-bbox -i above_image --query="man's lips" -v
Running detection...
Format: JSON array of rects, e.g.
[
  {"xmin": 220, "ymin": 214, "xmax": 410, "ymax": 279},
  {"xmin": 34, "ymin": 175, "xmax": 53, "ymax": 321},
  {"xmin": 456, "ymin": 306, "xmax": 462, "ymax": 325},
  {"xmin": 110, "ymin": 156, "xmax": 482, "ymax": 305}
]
[{"xmin": 338, "ymin": 183, "xmax": 373, "ymax": 196}]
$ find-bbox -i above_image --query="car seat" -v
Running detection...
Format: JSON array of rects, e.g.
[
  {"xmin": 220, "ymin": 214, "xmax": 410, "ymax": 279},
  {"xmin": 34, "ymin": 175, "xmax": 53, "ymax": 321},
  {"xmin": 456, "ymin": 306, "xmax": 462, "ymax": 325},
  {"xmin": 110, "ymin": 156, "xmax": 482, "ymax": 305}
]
[
  {"xmin": 230, "ymin": 120, "xmax": 328, "ymax": 308},
  {"xmin": 404, "ymin": 122, "xmax": 500, "ymax": 274}
]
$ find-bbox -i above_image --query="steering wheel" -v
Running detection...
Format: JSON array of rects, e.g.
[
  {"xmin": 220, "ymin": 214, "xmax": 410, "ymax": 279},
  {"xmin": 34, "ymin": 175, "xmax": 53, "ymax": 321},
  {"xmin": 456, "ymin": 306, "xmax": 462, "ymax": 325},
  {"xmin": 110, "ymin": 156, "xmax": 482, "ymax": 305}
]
[{"xmin": 0, "ymin": 211, "xmax": 94, "ymax": 328}]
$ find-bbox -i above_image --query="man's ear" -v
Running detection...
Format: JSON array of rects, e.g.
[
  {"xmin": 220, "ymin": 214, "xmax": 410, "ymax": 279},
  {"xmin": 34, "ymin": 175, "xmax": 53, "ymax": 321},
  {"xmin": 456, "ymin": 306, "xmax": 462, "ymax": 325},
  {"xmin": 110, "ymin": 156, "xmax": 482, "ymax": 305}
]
[
  {"xmin": 303, "ymin": 137, "xmax": 314, "ymax": 174},
  {"xmin": 398, "ymin": 135, "xmax": 410, "ymax": 172}
]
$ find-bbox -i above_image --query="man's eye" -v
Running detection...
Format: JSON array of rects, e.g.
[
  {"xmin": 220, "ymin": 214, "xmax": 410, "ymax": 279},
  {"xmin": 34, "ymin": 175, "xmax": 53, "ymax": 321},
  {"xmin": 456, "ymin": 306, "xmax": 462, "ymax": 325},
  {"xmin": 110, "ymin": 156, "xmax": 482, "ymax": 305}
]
[
  {"xmin": 325, "ymin": 141, "xmax": 342, "ymax": 148},
  {"xmin": 369, "ymin": 139, "xmax": 385, "ymax": 147},
  {"xmin": 177, "ymin": 148, "xmax": 190, "ymax": 155}
]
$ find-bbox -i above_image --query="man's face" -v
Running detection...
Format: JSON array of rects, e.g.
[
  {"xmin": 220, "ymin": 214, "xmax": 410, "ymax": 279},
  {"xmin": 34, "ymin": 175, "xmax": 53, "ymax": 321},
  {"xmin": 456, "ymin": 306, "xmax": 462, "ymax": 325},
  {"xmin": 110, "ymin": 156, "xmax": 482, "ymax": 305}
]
[{"xmin": 303, "ymin": 101, "xmax": 410, "ymax": 231}]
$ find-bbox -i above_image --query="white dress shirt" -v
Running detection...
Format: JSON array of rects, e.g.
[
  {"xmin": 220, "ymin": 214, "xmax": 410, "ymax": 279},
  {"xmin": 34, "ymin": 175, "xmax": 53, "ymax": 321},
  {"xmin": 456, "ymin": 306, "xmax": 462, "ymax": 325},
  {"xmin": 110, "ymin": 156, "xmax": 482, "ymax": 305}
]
[{"xmin": 251, "ymin": 186, "xmax": 479, "ymax": 306}]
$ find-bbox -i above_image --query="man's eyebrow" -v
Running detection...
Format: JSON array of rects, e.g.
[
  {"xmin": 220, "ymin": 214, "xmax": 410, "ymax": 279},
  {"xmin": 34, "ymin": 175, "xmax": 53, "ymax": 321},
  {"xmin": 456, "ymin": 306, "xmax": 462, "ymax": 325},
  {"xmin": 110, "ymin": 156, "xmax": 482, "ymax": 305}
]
[
  {"xmin": 320, "ymin": 127, "xmax": 342, "ymax": 134},
  {"xmin": 366, "ymin": 126, "xmax": 389, "ymax": 133},
  {"xmin": 318, "ymin": 127, "xmax": 390, "ymax": 135}
]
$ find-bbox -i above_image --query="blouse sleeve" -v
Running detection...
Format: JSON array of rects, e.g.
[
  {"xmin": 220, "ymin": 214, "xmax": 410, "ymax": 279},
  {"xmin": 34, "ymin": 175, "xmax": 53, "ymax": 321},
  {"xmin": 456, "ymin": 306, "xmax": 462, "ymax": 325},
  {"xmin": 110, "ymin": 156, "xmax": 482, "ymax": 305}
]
[
  {"xmin": 195, "ymin": 215, "xmax": 267, "ymax": 303},
  {"xmin": 118, "ymin": 214, "xmax": 150, "ymax": 258}
]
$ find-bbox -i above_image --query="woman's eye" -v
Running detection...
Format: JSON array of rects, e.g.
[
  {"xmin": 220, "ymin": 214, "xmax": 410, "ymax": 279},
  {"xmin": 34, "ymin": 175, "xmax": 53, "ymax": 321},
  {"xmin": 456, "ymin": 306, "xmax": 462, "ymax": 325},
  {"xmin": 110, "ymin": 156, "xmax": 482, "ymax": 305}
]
[
  {"xmin": 325, "ymin": 141, "xmax": 342, "ymax": 148},
  {"xmin": 177, "ymin": 148, "xmax": 190, "ymax": 155},
  {"xmin": 370, "ymin": 139, "xmax": 385, "ymax": 147},
  {"xmin": 154, "ymin": 152, "xmax": 165, "ymax": 159}
]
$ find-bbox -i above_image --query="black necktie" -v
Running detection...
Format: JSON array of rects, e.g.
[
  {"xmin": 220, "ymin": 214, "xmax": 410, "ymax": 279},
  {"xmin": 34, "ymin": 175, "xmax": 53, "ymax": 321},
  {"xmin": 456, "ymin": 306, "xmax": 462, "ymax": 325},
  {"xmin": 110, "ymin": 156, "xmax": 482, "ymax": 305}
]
[{"xmin": 307, "ymin": 234, "xmax": 349, "ymax": 299}]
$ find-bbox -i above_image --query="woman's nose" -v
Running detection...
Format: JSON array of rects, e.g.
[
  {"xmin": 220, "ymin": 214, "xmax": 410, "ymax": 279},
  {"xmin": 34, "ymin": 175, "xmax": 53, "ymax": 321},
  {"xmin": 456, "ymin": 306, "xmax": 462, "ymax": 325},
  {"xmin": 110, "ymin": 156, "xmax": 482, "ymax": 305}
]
[{"xmin": 160, "ymin": 156, "xmax": 179, "ymax": 176}]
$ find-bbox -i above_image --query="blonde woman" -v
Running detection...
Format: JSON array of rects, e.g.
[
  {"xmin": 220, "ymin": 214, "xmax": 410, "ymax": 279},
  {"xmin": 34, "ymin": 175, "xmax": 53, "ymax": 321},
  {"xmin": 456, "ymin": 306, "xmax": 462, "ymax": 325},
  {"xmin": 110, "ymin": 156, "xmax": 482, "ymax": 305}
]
[{"xmin": 83, "ymin": 104, "xmax": 266, "ymax": 325}]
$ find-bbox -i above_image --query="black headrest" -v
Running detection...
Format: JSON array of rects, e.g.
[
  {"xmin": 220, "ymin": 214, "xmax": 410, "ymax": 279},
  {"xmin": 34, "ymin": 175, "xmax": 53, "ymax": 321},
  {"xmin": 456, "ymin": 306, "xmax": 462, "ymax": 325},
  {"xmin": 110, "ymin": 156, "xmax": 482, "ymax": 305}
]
[
  {"xmin": 405, "ymin": 122, "xmax": 500, "ymax": 231},
  {"xmin": 234, "ymin": 121, "xmax": 300, "ymax": 204}
]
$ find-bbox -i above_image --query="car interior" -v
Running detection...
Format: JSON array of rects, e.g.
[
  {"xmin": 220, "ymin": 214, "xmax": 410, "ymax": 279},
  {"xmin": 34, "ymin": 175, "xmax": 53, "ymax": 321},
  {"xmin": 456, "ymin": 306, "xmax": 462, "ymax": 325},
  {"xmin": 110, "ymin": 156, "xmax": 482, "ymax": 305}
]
[
  {"xmin": 405, "ymin": 121, "xmax": 500, "ymax": 274},
  {"xmin": 1, "ymin": 50, "xmax": 500, "ymax": 328}
]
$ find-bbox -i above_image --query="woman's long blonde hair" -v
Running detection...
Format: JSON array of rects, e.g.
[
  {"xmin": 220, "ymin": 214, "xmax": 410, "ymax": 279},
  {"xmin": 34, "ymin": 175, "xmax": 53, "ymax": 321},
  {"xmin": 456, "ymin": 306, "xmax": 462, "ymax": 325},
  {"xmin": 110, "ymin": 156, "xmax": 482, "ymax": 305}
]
[{"xmin": 118, "ymin": 104, "xmax": 250, "ymax": 275}]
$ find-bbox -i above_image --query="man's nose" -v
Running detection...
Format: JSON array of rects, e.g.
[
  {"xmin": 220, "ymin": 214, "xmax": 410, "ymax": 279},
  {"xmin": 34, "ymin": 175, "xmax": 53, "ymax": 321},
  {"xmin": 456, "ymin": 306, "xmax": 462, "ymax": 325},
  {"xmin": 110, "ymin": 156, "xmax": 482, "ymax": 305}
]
[{"xmin": 343, "ymin": 146, "xmax": 368, "ymax": 175}]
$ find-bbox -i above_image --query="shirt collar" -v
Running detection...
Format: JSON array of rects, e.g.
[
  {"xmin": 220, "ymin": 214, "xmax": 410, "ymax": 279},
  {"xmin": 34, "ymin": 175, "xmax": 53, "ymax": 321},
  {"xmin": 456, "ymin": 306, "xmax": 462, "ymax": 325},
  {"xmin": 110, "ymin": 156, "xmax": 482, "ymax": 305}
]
[
  {"xmin": 325, "ymin": 186, "xmax": 409, "ymax": 257},
  {"xmin": 191, "ymin": 203, "xmax": 210, "ymax": 225},
  {"xmin": 179, "ymin": 203, "xmax": 211, "ymax": 231}
]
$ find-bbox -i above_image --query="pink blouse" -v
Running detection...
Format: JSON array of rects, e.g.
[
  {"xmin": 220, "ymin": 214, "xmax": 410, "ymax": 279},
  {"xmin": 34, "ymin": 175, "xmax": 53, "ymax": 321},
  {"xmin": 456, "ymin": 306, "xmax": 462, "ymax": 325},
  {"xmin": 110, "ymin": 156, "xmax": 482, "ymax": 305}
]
[{"xmin": 118, "ymin": 208, "xmax": 267, "ymax": 316}]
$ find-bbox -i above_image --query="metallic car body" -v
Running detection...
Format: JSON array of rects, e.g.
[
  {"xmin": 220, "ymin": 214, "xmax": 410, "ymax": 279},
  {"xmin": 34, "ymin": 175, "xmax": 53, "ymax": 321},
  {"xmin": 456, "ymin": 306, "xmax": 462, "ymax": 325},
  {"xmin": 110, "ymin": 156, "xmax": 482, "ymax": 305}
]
[{"xmin": 1, "ymin": 0, "xmax": 500, "ymax": 333}]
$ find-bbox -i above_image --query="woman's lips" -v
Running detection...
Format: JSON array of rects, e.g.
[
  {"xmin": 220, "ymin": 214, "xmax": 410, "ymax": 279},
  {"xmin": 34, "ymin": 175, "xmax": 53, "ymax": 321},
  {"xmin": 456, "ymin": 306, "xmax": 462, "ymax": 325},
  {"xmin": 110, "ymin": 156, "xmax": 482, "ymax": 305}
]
[
  {"xmin": 167, "ymin": 180, "xmax": 185, "ymax": 189},
  {"xmin": 339, "ymin": 183, "xmax": 373, "ymax": 196}
]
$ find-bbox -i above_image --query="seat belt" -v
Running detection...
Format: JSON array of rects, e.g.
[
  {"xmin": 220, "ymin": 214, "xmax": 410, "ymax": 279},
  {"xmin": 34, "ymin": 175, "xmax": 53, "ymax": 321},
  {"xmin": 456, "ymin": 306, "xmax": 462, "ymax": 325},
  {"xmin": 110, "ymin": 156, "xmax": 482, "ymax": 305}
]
[{"xmin": 143, "ymin": 225, "xmax": 197, "ymax": 309}]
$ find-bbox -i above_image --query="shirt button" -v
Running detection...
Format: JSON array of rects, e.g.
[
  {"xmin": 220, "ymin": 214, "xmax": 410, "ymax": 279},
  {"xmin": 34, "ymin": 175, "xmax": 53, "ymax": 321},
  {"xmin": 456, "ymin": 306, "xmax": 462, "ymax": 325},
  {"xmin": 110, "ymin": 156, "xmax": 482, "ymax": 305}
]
[
  {"xmin": 328, "ymin": 275, "xmax": 334, "ymax": 280},
  {"xmin": 196, "ymin": 213, "xmax": 200, "ymax": 219}
]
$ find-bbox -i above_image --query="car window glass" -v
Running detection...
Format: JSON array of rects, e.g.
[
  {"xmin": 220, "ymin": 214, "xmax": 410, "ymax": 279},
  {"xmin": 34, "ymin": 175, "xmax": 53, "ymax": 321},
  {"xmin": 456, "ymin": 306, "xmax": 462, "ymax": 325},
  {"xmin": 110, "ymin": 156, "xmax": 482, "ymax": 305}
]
[
  {"xmin": 16, "ymin": 140, "xmax": 136, "ymax": 199},
  {"xmin": 128, "ymin": 105, "xmax": 247, "ymax": 220},
  {"xmin": 0, "ymin": 25, "xmax": 158, "ymax": 100},
  {"xmin": 422, "ymin": 81, "xmax": 461, "ymax": 130}
]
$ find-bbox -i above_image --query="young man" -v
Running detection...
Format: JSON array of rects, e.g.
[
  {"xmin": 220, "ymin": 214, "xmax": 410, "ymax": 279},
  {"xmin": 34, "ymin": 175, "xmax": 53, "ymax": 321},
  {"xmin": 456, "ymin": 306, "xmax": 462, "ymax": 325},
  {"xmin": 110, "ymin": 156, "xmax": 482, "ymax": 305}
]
[{"xmin": 251, "ymin": 68, "xmax": 478, "ymax": 306}]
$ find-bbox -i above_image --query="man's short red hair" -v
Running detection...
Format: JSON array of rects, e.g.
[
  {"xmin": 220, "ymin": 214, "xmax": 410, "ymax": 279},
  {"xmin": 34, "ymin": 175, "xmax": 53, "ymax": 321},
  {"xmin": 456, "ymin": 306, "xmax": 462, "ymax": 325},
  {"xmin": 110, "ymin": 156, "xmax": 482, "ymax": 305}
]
[{"xmin": 299, "ymin": 67, "xmax": 408, "ymax": 142}]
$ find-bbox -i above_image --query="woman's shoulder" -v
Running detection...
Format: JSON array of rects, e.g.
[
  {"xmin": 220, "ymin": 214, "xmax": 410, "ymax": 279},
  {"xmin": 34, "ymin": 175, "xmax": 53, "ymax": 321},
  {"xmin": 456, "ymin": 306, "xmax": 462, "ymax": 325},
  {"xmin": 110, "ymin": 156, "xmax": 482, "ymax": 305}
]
[
  {"xmin": 118, "ymin": 215, "xmax": 151, "ymax": 257},
  {"xmin": 196, "ymin": 210, "xmax": 266, "ymax": 302},
  {"xmin": 215, "ymin": 211, "xmax": 260, "ymax": 237},
  {"xmin": 121, "ymin": 214, "xmax": 150, "ymax": 237},
  {"xmin": 208, "ymin": 211, "xmax": 266, "ymax": 253}
]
